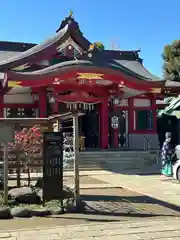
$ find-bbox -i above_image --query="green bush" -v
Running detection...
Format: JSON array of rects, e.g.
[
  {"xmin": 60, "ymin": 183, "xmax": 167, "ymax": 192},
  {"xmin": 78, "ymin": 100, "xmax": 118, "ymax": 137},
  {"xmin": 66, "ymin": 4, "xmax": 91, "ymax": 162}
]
[{"xmin": 94, "ymin": 42, "xmax": 105, "ymax": 50}]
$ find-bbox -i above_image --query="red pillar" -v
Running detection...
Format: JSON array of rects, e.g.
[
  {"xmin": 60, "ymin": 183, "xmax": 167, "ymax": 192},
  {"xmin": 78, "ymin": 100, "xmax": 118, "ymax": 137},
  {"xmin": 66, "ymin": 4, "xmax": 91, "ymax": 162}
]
[
  {"xmin": 128, "ymin": 98, "xmax": 134, "ymax": 132},
  {"xmin": 113, "ymin": 104, "xmax": 119, "ymax": 147},
  {"xmin": 152, "ymin": 96, "xmax": 157, "ymax": 132},
  {"xmin": 52, "ymin": 90, "xmax": 59, "ymax": 114},
  {"xmin": 0, "ymin": 93, "xmax": 3, "ymax": 118},
  {"xmin": 100, "ymin": 98, "xmax": 109, "ymax": 149},
  {"xmin": 53, "ymin": 101, "xmax": 59, "ymax": 114},
  {"xmin": 38, "ymin": 88, "xmax": 47, "ymax": 118}
]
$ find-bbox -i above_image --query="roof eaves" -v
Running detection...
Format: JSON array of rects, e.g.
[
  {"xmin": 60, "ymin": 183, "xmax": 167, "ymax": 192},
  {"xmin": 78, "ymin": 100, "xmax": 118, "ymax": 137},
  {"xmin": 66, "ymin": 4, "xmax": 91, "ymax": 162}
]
[{"xmin": 0, "ymin": 24, "xmax": 69, "ymax": 70}]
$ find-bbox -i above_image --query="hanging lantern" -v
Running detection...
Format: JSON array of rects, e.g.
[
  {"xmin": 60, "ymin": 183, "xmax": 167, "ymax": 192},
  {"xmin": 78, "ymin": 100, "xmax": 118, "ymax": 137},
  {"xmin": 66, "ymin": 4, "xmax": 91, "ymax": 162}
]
[
  {"xmin": 49, "ymin": 96, "xmax": 55, "ymax": 103},
  {"xmin": 113, "ymin": 98, "xmax": 120, "ymax": 105},
  {"xmin": 32, "ymin": 94, "xmax": 39, "ymax": 101}
]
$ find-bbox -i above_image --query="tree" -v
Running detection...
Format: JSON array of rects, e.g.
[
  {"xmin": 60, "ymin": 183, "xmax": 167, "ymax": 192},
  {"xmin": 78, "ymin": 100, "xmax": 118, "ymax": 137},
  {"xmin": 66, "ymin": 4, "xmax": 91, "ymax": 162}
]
[
  {"xmin": 162, "ymin": 40, "xmax": 180, "ymax": 81},
  {"xmin": 9, "ymin": 125, "xmax": 72, "ymax": 187},
  {"xmin": 94, "ymin": 41, "xmax": 105, "ymax": 50},
  {"xmin": 8, "ymin": 125, "xmax": 43, "ymax": 186}
]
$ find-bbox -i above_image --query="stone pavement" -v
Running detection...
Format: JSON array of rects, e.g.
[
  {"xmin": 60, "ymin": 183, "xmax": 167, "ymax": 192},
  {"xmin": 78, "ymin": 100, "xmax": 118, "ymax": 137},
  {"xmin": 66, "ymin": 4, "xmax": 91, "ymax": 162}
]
[
  {"xmin": 1, "ymin": 217, "xmax": 180, "ymax": 239},
  {"xmin": 88, "ymin": 171, "xmax": 180, "ymax": 207}
]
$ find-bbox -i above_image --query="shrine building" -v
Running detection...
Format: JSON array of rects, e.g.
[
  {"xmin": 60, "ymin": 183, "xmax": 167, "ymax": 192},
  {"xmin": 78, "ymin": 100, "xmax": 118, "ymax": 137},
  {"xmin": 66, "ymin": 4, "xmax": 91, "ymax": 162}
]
[{"xmin": 0, "ymin": 13, "xmax": 179, "ymax": 150}]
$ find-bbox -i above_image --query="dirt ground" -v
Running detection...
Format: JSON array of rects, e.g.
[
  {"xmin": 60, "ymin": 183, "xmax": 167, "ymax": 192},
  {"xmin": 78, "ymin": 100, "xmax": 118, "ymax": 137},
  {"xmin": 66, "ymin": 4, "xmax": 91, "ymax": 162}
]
[
  {"xmin": 7, "ymin": 175, "xmax": 105, "ymax": 187},
  {"xmin": 64, "ymin": 175, "xmax": 105, "ymax": 185},
  {"xmin": 0, "ymin": 187, "xmax": 179, "ymax": 231}
]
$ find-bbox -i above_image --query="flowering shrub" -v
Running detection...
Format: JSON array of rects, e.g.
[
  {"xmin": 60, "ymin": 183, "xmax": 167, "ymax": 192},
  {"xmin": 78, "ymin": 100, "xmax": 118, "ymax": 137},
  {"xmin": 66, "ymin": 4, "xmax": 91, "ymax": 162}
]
[
  {"xmin": 8, "ymin": 126, "xmax": 73, "ymax": 186},
  {"xmin": 9, "ymin": 125, "xmax": 42, "ymax": 153},
  {"xmin": 8, "ymin": 125, "xmax": 43, "ymax": 186}
]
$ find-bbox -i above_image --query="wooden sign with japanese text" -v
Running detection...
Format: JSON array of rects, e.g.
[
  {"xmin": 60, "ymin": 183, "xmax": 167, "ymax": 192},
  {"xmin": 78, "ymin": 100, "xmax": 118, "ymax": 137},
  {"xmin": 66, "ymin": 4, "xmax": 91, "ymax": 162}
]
[{"xmin": 43, "ymin": 132, "xmax": 63, "ymax": 202}]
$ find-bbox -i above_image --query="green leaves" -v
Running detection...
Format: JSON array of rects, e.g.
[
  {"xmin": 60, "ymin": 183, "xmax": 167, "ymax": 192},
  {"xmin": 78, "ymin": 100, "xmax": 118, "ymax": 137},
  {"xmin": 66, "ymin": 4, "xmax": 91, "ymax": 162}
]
[
  {"xmin": 162, "ymin": 40, "xmax": 180, "ymax": 81},
  {"xmin": 93, "ymin": 42, "xmax": 105, "ymax": 50}
]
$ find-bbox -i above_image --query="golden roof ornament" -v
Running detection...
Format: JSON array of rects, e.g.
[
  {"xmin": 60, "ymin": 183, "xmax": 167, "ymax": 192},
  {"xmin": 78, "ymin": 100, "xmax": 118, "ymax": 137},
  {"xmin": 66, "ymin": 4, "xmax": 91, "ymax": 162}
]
[
  {"xmin": 88, "ymin": 44, "xmax": 95, "ymax": 51},
  {"xmin": 69, "ymin": 10, "xmax": 73, "ymax": 18}
]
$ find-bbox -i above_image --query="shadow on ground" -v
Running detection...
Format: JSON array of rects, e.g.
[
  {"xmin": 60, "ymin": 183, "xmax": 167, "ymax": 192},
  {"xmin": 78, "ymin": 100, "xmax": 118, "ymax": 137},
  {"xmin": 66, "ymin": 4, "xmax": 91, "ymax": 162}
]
[
  {"xmin": 102, "ymin": 163, "xmax": 161, "ymax": 176},
  {"xmin": 0, "ymin": 188, "xmax": 180, "ymax": 231},
  {"xmin": 78, "ymin": 188, "xmax": 180, "ymax": 218}
]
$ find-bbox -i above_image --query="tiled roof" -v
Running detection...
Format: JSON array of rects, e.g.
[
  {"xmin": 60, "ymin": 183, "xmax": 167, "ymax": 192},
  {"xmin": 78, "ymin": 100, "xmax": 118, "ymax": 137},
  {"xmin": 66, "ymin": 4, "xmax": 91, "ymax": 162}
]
[
  {"xmin": 115, "ymin": 60, "xmax": 162, "ymax": 81},
  {"xmin": 0, "ymin": 41, "xmax": 35, "ymax": 52}
]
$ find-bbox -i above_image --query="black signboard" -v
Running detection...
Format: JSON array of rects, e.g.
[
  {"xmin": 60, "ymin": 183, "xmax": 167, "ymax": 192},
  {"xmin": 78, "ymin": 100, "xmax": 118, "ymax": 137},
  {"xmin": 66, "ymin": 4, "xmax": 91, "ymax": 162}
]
[{"xmin": 43, "ymin": 132, "xmax": 63, "ymax": 202}]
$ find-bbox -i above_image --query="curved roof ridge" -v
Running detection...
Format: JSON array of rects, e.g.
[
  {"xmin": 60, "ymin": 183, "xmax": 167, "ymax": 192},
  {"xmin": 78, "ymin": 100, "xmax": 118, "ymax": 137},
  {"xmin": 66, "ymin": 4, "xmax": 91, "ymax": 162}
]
[
  {"xmin": 7, "ymin": 60, "xmax": 92, "ymax": 78},
  {"xmin": 140, "ymin": 62, "xmax": 161, "ymax": 81},
  {"xmin": 114, "ymin": 59, "xmax": 162, "ymax": 81},
  {"xmin": 5, "ymin": 56, "xmax": 164, "ymax": 85},
  {"xmin": 0, "ymin": 24, "xmax": 69, "ymax": 70},
  {"xmin": 5, "ymin": 46, "xmax": 164, "ymax": 84},
  {"xmin": 105, "ymin": 49, "xmax": 140, "ymax": 53}
]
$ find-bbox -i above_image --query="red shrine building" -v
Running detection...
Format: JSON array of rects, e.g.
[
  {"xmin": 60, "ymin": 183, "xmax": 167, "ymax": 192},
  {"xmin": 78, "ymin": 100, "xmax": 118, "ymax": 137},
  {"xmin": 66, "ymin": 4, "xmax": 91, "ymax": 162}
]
[{"xmin": 0, "ymin": 13, "xmax": 179, "ymax": 150}]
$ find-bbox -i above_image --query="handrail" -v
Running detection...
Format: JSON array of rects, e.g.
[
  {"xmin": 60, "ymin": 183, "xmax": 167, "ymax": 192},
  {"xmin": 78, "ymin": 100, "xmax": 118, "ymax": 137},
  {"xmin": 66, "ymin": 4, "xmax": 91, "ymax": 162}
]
[
  {"xmin": 155, "ymin": 149, "xmax": 161, "ymax": 165},
  {"xmin": 143, "ymin": 136, "xmax": 151, "ymax": 151}
]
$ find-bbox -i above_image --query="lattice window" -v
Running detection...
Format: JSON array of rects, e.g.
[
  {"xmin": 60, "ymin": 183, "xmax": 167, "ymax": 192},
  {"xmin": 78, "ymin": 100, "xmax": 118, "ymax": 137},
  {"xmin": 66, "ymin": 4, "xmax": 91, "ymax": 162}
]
[
  {"xmin": 135, "ymin": 110, "xmax": 153, "ymax": 131},
  {"xmin": 5, "ymin": 108, "xmax": 37, "ymax": 118},
  {"xmin": 73, "ymin": 48, "xmax": 80, "ymax": 58},
  {"xmin": 59, "ymin": 48, "xmax": 66, "ymax": 56}
]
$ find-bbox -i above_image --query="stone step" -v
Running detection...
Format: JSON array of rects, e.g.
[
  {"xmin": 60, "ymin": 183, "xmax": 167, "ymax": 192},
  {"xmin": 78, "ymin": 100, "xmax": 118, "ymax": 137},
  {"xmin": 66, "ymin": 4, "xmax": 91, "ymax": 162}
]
[
  {"xmin": 79, "ymin": 155, "xmax": 157, "ymax": 160},
  {"xmin": 67, "ymin": 160, "xmax": 154, "ymax": 165},
  {"xmin": 80, "ymin": 151, "xmax": 157, "ymax": 156},
  {"xmin": 64, "ymin": 151, "xmax": 158, "ymax": 171},
  {"xmin": 78, "ymin": 155, "xmax": 156, "ymax": 161},
  {"xmin": 64, "ymin": 161, "xmax": 151, "ymax": 169},
  {"xmin": 79, "ymin": 154, "xmax": 156, "ymax": 158},
  {"xmin": 79, "ymin": 153, "xmax": 154, "ymax": 157},
  {"xmin": 79, "ymin": 152, "xmax": 157, "ymax": 156},
  {"xmin": 78, "ymin": 157, "xmax": 156, "ymax": 162},
  {"xmin": 70, "ymin": 157, "xmax": 157, "ymax": 163}
]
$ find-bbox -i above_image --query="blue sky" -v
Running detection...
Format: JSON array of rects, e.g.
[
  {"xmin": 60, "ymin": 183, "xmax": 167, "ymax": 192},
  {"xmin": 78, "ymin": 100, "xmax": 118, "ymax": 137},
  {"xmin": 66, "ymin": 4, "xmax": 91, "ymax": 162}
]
[{"xmin": 0, "ymin": 0, "xmax": 180, "ymax": 77}]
